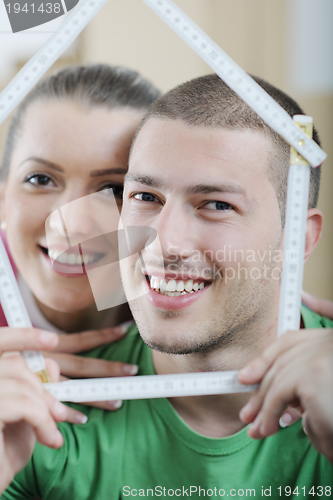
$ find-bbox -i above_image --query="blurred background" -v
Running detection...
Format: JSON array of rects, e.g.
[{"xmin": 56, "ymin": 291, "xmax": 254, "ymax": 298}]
[{"xmin": 0, "ymin": 0, "xmax": 332, "ymax": 300}]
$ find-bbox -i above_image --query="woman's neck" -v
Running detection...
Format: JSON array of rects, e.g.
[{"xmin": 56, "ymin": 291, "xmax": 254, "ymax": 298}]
[{"xmin": 35, "ymin": 298, "xmax": 132, "ymax": 333}]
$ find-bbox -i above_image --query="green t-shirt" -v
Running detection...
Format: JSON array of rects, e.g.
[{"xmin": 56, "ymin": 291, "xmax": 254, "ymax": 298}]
[{"xmin": 2, "ymin": 307, "xmax": 333, "ymax": 500}]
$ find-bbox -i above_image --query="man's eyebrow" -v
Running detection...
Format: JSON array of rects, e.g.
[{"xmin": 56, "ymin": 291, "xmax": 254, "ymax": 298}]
[
  {"xmin": 188, "ymin": 184, "xmax": 246, "ymax": 196},
  {"xmin": 20, "ymin": 157, "xmax": 64, "ymax": 173},
  {"xmin": 124, "ymin": 173, "xmax": 164, "ymax": 188},
  {"xmin": 125, "ymin": 173, "xmax": 245, "ymax": 197}
]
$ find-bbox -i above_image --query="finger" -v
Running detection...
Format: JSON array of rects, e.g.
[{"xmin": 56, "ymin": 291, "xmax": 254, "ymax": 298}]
[
  {"xmin": 41, "ymin": 367, "xmax": 88, "ymax": 425},
  {"xmin": 238, "ymin": 329, "xmax": 319, "ymax": 385},
  {"xmin": 0, "ymin": 356, "xmax": 46, "ymax": 394},
  {"xmin": 301, "ymin": 290, "xmax": 333, "ymax": 319},
  {"xmin": 239, "ymin": 345, "xmax": 307, "ymax": 425},
  {"xmin": 41, "ymin": 386, "xmax": 88, "ymax": 425},
  {"xmin": 247, "ymin": 366, "xmax": 301, "ymax": 439},
  {"xmin": 52, "ymin": 326, "xmax": 128, "ymax": 354},
  {"xmin": 0, "ymin": 381, "xmax": 63, "ymax": 449},
  {"xmin": 79, "ymin": 400, "xmax": 123, "ymax": 411},
  {"xmin": 279, "ymin": 406, "xmax": 303, "ymax": 428},
  {"xmin": 65, "ymin": 406, "xmax": 88, "ymax": 424},
  {"xmin": 302, "ymin": 412, "xmax": 333, "ymax": 462},
  {"xmin": 0, "ymin": 328, "xmax": 58, "ymax": 354},
  {"xmin": 44, "ymin": 358, "xmax": 60, "ymax": 383},
  {"xmin": 43, "ymin": 352, "xmax": 139, "ymax": 378}
]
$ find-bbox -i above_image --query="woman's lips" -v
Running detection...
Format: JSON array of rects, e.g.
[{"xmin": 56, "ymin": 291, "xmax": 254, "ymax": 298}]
[{"xmin": 39, "ymin": 246, "xmax": 105, "ymax": 277}]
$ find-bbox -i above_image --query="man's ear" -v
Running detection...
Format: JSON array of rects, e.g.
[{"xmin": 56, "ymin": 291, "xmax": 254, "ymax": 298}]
[{"xmin": 304, "ymin": 208, "xmax": 323, "ymax": 263}]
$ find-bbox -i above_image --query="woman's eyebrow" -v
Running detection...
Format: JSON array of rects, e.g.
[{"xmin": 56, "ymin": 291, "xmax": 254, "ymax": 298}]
[
  {"xmin": 19, "ymin": 158, "xmax": 126, "ymax": 177},
  {"xmin": 20, "ymin": 156, "xmax": 64, "ymax": 173},
  {"xmin": 90, "ymin": 168, "xmax": 128, "ymax": 177}
]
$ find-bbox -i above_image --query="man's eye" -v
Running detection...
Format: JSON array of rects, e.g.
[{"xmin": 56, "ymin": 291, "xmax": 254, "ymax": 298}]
[
  {"xmin": 204, "ymin": 201, "xmax": 233, "ymax": 211},
  {"xmin": 25, "ymin": 174, "xmax": 54, "ymax": 187},
  {"xmin": 133, "ymin": 192, "xmax": 157, "ymax": 202}
]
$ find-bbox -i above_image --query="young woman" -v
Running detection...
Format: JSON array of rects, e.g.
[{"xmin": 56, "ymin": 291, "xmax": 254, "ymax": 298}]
[{"xmin": 0, "ymin": 64, "xmax": 161, "ymax": 413}]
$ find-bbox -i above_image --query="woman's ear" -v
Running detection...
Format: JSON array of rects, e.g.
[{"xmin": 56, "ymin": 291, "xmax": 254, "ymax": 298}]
[
  {"xmin": 304, "ymin": 208, "xmax": 323, "ymax": 263},
  {"xmin": 0, "ymin": 183, "xmax": 6, "ymax": 223}
]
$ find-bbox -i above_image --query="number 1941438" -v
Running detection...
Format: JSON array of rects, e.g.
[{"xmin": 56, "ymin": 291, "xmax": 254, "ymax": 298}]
[
  {"xmin": 277, "ymin": 486, "xmax": 331, "ymax": 497},
  {"xmin": 6, "ymin": 3, "xmax": 61, "ymax": 13}
]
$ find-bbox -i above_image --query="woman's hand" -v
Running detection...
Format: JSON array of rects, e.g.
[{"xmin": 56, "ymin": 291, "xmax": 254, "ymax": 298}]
[
  {"xmin": 43, "ymin": 324, "xmax": 138, "ymax": 411},
  {"xmin": 240, "ymin": 292, "xmax": 333, "ymax": 432},
  {"xmin": 238, "ymin": 328, "xmax": 333, "ymax": 463},
  {"xmin": 0, "ymin": 329, "xmax": 73, "ymax": 494}
]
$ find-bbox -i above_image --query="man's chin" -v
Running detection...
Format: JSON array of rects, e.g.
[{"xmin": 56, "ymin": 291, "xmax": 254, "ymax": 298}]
[{"xmin": 137, "ymin": 326, "xmax": 218, "ymax": 356}]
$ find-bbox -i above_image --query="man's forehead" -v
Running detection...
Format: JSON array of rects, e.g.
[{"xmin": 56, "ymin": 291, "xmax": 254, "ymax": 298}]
[{"xmin": 129, "ymin": 117, "xmax": 274, "ymax": 182}]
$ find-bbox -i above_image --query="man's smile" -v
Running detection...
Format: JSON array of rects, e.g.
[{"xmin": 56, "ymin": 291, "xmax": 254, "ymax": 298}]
[{"xmin": 148, "ymin": 275, "xmax": 210, "ymax": 296}]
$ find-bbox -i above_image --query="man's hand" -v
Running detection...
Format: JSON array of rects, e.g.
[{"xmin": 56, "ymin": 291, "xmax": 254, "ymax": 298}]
[
  {"xmin": 0, "ymin": 329, "xmax": 73, "ymax": 494},
  {"xmin": 238, "ymin": 328, "xmax": 333, "ymax": 462},
  {"xmin": 43, "ymin": 325, "xmax": 138, "ymax": 411}
]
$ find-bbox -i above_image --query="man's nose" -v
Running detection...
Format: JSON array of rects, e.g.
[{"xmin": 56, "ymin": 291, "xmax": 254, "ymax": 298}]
[{"xmin": 153, "ymin": 202, "xmax": 196, "ymax": 261}]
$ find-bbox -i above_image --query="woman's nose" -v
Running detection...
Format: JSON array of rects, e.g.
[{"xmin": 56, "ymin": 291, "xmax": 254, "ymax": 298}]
[{"xmin": 47, "ymin": 191, "xmax": 121, "ymax": 248}]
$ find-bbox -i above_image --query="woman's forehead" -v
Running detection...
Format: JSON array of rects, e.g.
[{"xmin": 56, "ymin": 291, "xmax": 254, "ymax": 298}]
[{"xmin": 12, "ymin": 101, "xmax": 144, "ymax": 167}]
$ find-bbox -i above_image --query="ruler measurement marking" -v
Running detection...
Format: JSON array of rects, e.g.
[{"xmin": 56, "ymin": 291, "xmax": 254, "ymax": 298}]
[{"xmin": 45, "ymin": 372, "xmax": 257, "ymax": 402}]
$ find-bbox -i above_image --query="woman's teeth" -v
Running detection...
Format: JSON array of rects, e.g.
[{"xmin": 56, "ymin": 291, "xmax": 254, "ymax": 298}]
[
  {"xmin": 47, "ymin": 249, "xmax": 100, "ymax": 266},
  {"xmin": 149, "ymin": 276, "xmax": 206, "ymax": 296}
]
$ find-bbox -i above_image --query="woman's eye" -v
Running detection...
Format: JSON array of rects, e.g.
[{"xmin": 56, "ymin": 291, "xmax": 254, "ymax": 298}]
[
  {"xmin": 25, "ymin": 174, "xmax": 54, "ymax": 187},
  {"xmin": 204, "ymin": 201, "xmax": 233, "ymax": 211},
  {"xmin": 133, "ymin": 192, "xmax": 157, "ymax": 202},
  {"xmin": 98, "ymin": 184, "xmax": 123, "ymax": 199}
]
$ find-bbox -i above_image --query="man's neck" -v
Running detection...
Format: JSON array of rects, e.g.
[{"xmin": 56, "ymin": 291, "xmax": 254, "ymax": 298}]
[{"xmin": 152, "ymin": 306, "xmax": 279, "ymax": 438}]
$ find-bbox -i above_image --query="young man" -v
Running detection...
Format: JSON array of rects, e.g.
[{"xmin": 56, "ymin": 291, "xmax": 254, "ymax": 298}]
[{"xmin": 1, "ymin": 75, "xmax": 333, "ymax": 499}]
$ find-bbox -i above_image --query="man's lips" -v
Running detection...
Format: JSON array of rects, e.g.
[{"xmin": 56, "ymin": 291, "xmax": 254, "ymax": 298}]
[
  {"xmin": 146, "ymin": 276, "xmax": 211, "ymax": 311},
  {"xmin": 146, "ymin": 274, "xmax": 211, "ymax": 294}
]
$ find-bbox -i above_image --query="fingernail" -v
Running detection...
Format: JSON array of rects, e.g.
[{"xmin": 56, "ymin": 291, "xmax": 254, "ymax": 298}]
[
  {"xmin": 75, "ymin": 413, "xmax": 88, "ymax": 424},
  {"xmin": 53, "ymin": 400, "xmax": 67, "ymax": 419},
  {"xmin": 302, "ymin": 421, "xmax": 308, "ymax": 435},
  {"xmin": 122, "ymin": 364, "xmax": 139, "ymax": 375},
  {"xmin": 107, "ymin": 400, "xmax": 123, "ymax": 409},
  {"xmin": 114, "ymin": 326, "xmax": 128, "ymax": 335},
  {"xmin": 39, "ymin": 330, "xmax": 58, "ymax": 346},
  {"xmin": 279, "ymin": 412, "xmax": 293, "ymax": 428}
]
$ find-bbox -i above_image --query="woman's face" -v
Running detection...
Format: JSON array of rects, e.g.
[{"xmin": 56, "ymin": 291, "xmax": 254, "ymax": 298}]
[{"xmin": 1, "ymin": 100, "xmax": 144, "ymax": 312}]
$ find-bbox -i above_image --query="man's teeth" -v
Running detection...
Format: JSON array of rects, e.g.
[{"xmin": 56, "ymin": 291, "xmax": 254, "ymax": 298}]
[
  {"xmin": 47, "ymin": 249, "xmax": 99, "ymax": 266},
  {"xmin": 150, "ymin": 276, "xmax": 206, "ymax": 296}
]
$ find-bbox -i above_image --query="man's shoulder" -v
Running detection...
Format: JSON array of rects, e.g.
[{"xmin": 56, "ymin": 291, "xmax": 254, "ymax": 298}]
[{"xmin": 302, "ymin": 304, "xmax": 333, "ymax": 329}]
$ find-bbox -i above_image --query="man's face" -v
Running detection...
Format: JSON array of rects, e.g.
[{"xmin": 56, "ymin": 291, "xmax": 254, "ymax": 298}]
[{"xmin": 121, "ymin": 118, "xmax": 283, "ymax": 356}]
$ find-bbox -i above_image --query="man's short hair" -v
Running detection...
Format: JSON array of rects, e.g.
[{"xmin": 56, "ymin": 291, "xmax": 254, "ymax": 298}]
[{"xmin": 137, "ymin": 74, "xmax": 321, "ymax": 226}]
